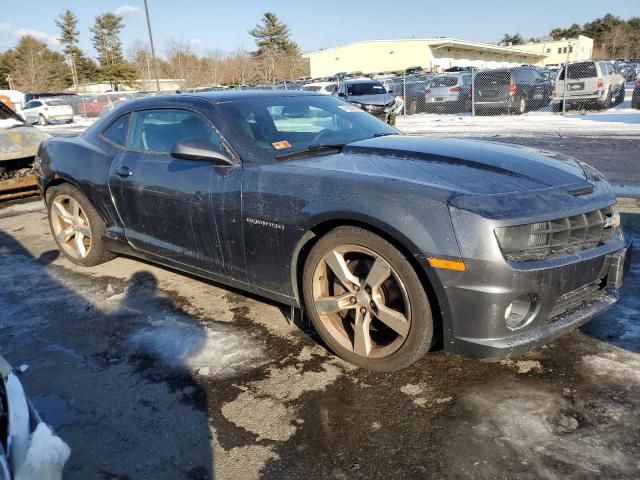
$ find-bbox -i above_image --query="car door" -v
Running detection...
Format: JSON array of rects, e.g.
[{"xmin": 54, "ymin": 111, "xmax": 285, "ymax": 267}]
[
  {"xmin": 108, "ymin": 107, "xmax": 245, "ymax": 281},
  {"xmin": 23, "ymin": 101, "xmax": 40, "ymax": 123}
]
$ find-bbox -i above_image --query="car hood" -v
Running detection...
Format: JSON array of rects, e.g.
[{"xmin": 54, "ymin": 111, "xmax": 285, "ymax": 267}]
[
  {"xmin": 347, "ymin": 94, "xmax": 395, "ymax": 106},
  {"xmin": 0, "ymin": 125, "xmax": 47, "ymax": 162},
  {"xmin": 290, "ymin": 136, "xmax": 595, "ymax": 197}
]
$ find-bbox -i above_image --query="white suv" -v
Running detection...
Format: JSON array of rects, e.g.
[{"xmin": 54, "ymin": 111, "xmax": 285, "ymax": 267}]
[
  {"xmin": 23, "ymin": 98, "xmax": 74, "ymax": 125},
  {"xmin": 552, "ymin": 61, "xmax": 625, "ymax": 111}
]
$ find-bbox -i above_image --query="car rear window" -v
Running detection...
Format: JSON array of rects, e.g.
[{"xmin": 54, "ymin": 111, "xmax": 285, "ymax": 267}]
[
  {"xmin": 429, "ymin": 77, "xmax": 458, "ymax": 88},
  {"xmin": 475, "ymin": 71, "xmax": 511, "ymax": 84},
  {"xmin": 102, "ymin": 114, "xmax": 129, "ymax": 147},
  {"xmin": 558, "ymin": 62, "xmax": 597, "ymax": 80},
  {"xmin": 45, "ymin": 99, "xmax": 67, "ymax": 106},
  {"xmin": 302, "ymin": 85, "xmax": 321, "ymax": 92}
]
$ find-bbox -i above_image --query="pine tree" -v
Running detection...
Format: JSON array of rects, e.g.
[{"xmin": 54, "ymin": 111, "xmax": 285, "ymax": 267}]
[
  {"xmin": 90, "ymin": 13, "xmax": 136, "ymax": 90},
  {"xmin": 249, "ymin": 12, "xmax": 300, "ymax": 56},
  {"xmin": 55, "ymin": 9, "xmax": 97, "ymax": 83}
]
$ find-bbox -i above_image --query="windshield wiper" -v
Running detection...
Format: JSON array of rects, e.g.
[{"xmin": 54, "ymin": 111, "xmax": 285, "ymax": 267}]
[{"xmin": 275, "ymin": 143, "xmax": 346, "ymax": 160}]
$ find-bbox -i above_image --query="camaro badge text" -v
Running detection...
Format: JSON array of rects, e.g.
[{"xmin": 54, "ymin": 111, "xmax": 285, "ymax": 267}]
[{"xmin": 246, "ymin": 217, "xmax": 285, "ymax": 230}]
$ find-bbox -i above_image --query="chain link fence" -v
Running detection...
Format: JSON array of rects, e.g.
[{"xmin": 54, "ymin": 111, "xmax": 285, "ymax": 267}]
[{"xmin": 384, "ymin": 60, "xmax": 630, "ymax": 118}]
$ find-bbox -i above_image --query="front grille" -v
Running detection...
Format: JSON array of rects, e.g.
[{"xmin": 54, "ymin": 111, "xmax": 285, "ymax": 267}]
[
  {"xmin": 548, "ymin": 277, "xmax": 607, "ymax": 321},
  {"xmin": 505, "ymin": 206, "xmax": 617, "ymax": 261}
]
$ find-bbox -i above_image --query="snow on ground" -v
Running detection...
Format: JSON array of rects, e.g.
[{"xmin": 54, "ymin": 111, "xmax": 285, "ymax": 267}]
[{"xmin": 397, "ymin": 104, "xmax": 640, "ymax": 138}]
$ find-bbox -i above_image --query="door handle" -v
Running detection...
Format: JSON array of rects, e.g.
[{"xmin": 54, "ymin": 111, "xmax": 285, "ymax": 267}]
[{"xmin": 116, "ymin": 166, "xmax": 133, "ymax": 177}]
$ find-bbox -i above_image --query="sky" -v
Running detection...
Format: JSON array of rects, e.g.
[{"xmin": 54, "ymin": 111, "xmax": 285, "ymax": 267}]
[{"xmin": 1, "ymin": 0, "xmax": 637, "ymax": 58}]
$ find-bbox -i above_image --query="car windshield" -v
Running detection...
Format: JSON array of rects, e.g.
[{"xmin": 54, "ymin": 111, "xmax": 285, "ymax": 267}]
[
  {"xmin": 218, "ymin": 95, "xmax": 397, "ymax": 159},
  {"xmin": 346, "ymin": 82, "xmax": 387, "ymax": 96}
]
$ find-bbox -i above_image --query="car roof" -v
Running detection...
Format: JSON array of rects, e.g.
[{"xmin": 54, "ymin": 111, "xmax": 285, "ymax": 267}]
[
  {"xmin": 110, "ymin": 90, "xmax": 325, "ymax": 112},
  {"xmin": 341, "ymin": 79, "xmax": 381, "ymax": 84}
]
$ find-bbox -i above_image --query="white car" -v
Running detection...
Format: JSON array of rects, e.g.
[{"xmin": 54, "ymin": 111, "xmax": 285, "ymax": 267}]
[
  {"xmin": 552, "ymin": 61, "xmax": 625, "ymax": 111},
  {"xmin": 22, "ymin": 98, "xmax": 74, "ymax": 125},
  {"xmin": 301, "ymin": 82, "xmax": 337, "ymax": 95}
]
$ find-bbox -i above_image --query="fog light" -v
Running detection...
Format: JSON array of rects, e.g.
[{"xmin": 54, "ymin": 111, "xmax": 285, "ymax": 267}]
[{"xmin": 504, "ymin": 294, "xmax": 537, "ymax": 330}]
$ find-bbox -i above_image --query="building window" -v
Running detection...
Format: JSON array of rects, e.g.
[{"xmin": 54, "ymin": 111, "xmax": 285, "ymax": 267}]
[
  {"xmin": 558, "ymin": 47, "xmax": 562, "ymax": 54},
  {"xmin": 569, "ymin": 46, "xmax": 573, "ymax": 53},
  {"xmin": 546, "ymin": 48, "xmax": 551, "ymax": 53},
  {"xmin": 563, "ymin": 47, "xmax": 567, "ymax": 53}
]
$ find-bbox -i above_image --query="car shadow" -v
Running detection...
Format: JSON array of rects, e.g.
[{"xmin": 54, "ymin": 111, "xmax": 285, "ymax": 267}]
[
  {"xmin": 580, "ymin": 211, "xmax": 640, "ymax": 353},
  {"xmin": 0, "ymin": 230, "xmax": 214, "ymax": 479}
]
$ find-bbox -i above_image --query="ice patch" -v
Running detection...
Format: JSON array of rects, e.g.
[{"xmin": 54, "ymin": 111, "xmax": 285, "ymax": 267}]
[
  {"xmin": 14, "ymin": 423, "xmax": 70, "ymax": 480},
  {"xmin": 128, "ymin": 316, "xmax": 265, "ymax": 377},
  {"xmin": 500, "ymin": 359, "xmax": 543, "ymax": 374},
  {"xmin": 0, "ymin": 200, "xmax": 45, "ymax": 219}
]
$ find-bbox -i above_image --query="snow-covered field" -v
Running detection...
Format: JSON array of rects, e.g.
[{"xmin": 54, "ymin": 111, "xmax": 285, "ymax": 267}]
[{"xmin": 397, "ymin": 104, "xmax": 640, "ymax": 138}]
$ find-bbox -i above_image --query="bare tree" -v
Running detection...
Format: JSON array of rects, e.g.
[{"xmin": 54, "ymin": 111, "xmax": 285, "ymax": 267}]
[
  {"xmin": 11, "ymin": 36, "xmax": 68, "ymax": 91},
  {"xmin": 165, "ymin": 38, "xmax": 201, "ymax": 89},
  {"xmin": 202, "ymin": 49, "xmax": 226, "ymax": 86},
  {"xmin": 228, "ymin": 48, "xmax": 255, "ymax": 85}
]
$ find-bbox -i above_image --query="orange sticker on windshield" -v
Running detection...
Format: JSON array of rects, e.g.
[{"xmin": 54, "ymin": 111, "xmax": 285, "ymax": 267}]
[{"xmin": 272, "ymin": 140, "xmax": 291, "ymax": 150}]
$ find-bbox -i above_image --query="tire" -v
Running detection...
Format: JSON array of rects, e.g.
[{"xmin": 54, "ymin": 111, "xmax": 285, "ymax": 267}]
[
  {"xmin": 516, "ymin": 96, "xmax": 527, "ymax": 114},
  {"xmin": 46, "ymin": 183, "xmax": 116, "ymax": 267},
  {"xmin": 552, "ymin": 102, "xmax": 563, "ymax": 113},
  {"xmin": 615, "ymin": 87, "xmax": 625, "ymax": 105},
  {"xmin": 302, "ymin": 226, "xmax": 433, "ymax": 371},
  {"xmin": 65, "ymin": 119, "xmax": 73, "ymax": 124},
  {"xmin": 600, "ymin": 89, "xmax": 612, "ymax": 110},
  {"xmin": 387, "ymin": 114, "xmax": 396, "ymax": 125},
  {"xmin": 38, "ymin": 114, "xmax": 48, "ymax": 126}
]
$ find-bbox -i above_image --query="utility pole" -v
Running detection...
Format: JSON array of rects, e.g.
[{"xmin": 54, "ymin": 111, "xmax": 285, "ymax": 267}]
[
  {"xmin": 5, "ymin": 74, "xmax": 14, "ymax": 90},
  {"xmin": 143, "ymin": 0, "xmax": 161, "ymax": 92}
]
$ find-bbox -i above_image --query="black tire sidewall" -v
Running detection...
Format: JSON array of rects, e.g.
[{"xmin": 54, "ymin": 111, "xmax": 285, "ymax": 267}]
[
  {"xmin": 302, "ymin": 226, "xmax": 433, "ymax": 371},
  {"xmin": 46, "ymin": 183, "xmax": 114, "ymax": 267}
]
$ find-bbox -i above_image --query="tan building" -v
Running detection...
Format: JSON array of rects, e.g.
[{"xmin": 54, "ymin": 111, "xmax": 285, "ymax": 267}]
[
  {"xmin": 515, "ymin": 35, "xmax": 594, "ymax": 66},
  {"xmin": 303, "ymin": 36, "xmax": 593, "ymax": 78}
]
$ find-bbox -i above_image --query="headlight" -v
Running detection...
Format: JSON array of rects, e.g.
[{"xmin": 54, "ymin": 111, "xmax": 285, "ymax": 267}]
[{"xmin": 495, "ymin": 207, "xmax": 620, "ymax": 261}]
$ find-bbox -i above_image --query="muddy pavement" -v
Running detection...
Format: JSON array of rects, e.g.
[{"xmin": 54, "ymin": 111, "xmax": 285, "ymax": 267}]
[{"xmin": 0, "ymin": 202, "xmax": 639, "ymax": 480}]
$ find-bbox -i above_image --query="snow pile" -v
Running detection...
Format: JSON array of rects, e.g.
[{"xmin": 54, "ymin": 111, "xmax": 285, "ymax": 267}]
[
  {"xmin": 14, "ymin": 423, "xmax": 71, "ymax": 480},
  {"xmin": 397, "ymin": 108, "xmax": 640, "ymax": 138},
  {"xmin": 128, "ymin": 316, "xmax": 265, "ymax": 377},
  {"xmin": 0, "ymin": 118, "xmax": 23, "ymax": 129}
]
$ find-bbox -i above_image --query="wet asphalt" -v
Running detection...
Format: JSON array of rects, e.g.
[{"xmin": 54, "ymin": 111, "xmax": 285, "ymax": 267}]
[{"xmin": 0, "ymin": 199, "xmax": 639, "ymax": 479}]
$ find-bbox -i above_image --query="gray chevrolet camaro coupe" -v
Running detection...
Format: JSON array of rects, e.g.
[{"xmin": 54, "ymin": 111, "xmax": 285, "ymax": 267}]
[{"xmin": 35, "ymin": 91, "xmax": 632, "ymax": 371}]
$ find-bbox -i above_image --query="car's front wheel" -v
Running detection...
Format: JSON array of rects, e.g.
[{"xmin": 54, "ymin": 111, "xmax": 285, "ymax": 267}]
[
  {"xmin": 46, "ymin": 184, "xmax": 116, "ymax": 267},
  {"xmin": 302, "ymin": 226, "xmax": 433, "ymax": 371}
]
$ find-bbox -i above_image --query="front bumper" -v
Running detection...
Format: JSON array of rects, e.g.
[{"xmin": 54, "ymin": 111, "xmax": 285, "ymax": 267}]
[{"xmin": 440, "ymin": 239, "xmax": 631, "ymax": 359}]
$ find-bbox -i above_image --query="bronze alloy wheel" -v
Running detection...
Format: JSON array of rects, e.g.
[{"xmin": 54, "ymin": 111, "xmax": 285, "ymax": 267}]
[
  {"xmin": 311, "ymin": 244, "xmax": 411, "ymax": 358},
  {"xmin": 50, "ymin": 194, "xmax": 92, "ymax": 259}
]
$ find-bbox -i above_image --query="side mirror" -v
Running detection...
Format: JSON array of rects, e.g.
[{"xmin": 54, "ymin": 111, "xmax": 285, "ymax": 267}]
[
  {"xmin": 337, "ymin": 92, "xmax": 346, "ymax": 98},
  {"xmin": 171, "ymin": 140, "xmax": 234, "ymax": 165}
]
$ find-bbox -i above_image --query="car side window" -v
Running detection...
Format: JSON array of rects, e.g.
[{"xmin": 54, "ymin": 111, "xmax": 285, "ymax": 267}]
[
  {"xmin": 24, "ymin": 101, "xmax": 34, "ymax": 109},
  {"xmin": 102, "ymin": 114, "xmax": 130, "ymax": 147},
  {"xmin": 126, "ymin": 109, "xmax": 222, "ymax": 154}
]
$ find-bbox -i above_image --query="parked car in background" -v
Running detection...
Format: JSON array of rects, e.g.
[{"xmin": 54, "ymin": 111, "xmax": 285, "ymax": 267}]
[
  {"xmin": 381, "ymin": 74, "xmax": 433, "ymax": 114},
  {"xmin": 474, "ymin": 66, "xmax": 550, "ymax": 114},
  {"xmin": 632, "ymin": 79, "xmax": 640, "ymax": 109},
  {"xmin": 424, "ymin": 72, "xmax": 472, "ymax": 113},
  {"xmin": 77, "ymin": 95, "xmax": 111, "ymax": 117},
  {"xmin": 22, "ymin": 98, "xmax": 74, "ymax": 125},
  {"xmin": 617, "ymin": 62, "xmax": 639, "ymax": 82},
  {"xmin": 552, "ymin": 61, "xmax": 625, "ymax": 111},
  {"xmin": 24, "ymin": 92, "xmax": 82, "ymax": 114},
  {"xmin": 37, "ymin": 91, "xmax": 631, "ymax": 370},
  {"xmin": 335, "ymin": 79, "xmax": 397, "ymax": 124},
  {"xmin": 302, "ymin": 82, "xmax": 337, "ymax": 95}
]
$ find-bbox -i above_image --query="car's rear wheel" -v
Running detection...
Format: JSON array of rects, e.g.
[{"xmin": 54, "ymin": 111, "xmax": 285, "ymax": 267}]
[
  {"xmin": 38, "ymin": 114, "xmax": 48, "ymax": 126},
  {"xmin": 516, "ymin": 97, "xmax": 527, "ymax": 114},
  {"xmin": 46, "ymin": 184, "xmax": 116, "ymax": 267},
  {"xmin": 302, "ymin": 226, "xmax": 433, "ymax": 371}
]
